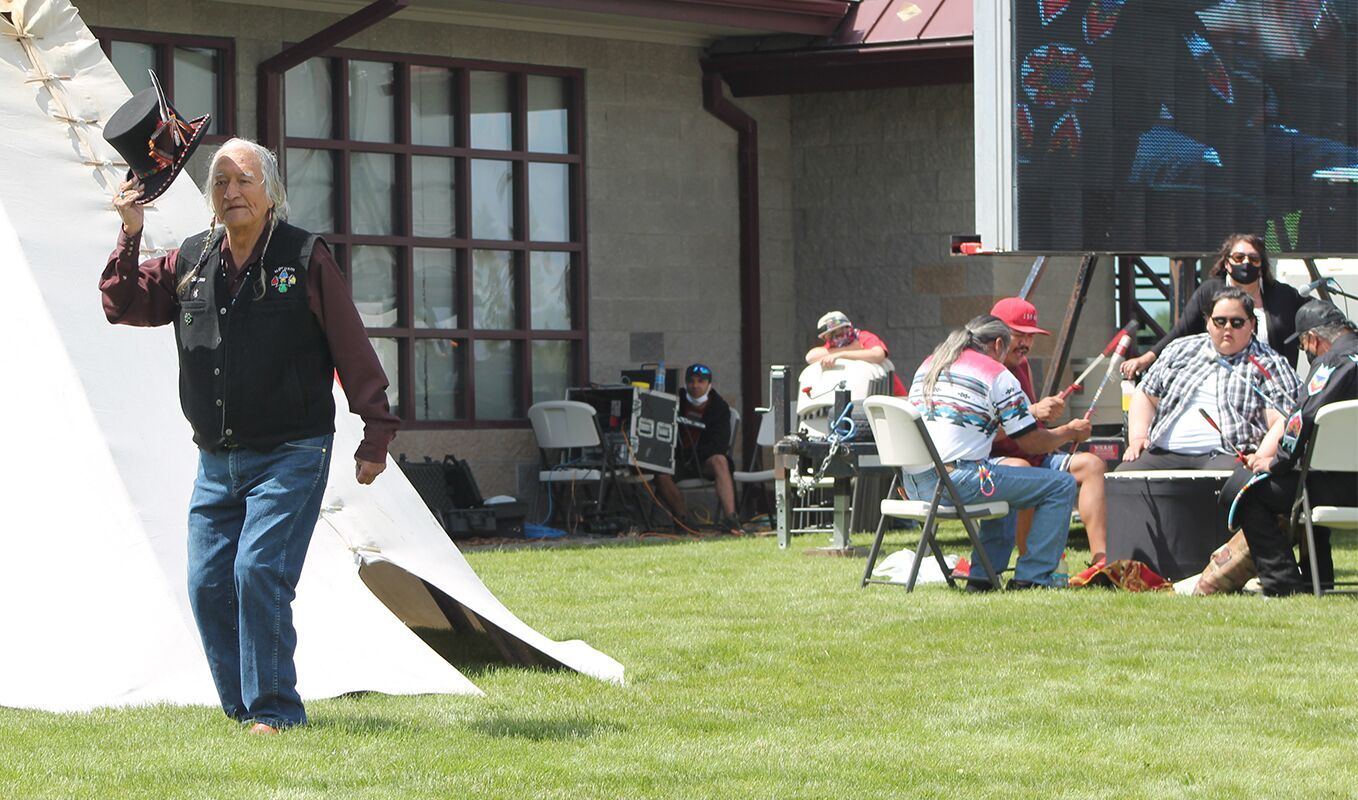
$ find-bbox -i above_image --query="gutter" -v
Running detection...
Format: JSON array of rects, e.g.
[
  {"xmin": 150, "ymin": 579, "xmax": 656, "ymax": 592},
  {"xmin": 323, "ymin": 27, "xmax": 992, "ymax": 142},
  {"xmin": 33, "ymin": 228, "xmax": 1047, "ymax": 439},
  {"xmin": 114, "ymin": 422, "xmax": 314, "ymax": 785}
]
[
  {"xmin": 702, "ymin": 75, "xmax": 761, "ymax": 459},
  {"xmin": 703, "ymin": 37, "xmax": 973, "ymax": 96},
  {"xmin": 257, "ymin": 0, "xmax": 410, "ymax": 153}
]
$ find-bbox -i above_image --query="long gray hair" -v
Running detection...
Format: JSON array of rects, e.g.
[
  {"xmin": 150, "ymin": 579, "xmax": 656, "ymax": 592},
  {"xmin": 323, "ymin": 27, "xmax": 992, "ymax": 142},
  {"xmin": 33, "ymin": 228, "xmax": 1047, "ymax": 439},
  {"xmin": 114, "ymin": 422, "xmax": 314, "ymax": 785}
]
[
  {"xmin": 176, "ymin": 139, "xmax": 289, "ymax": 297},
  {"xmin": 202, "ymin": 138, "xmax": 289, "ymax": 222},
  {"xmin": 922, "ymin": 314, "xmax": 1013, "ymax": 400}
]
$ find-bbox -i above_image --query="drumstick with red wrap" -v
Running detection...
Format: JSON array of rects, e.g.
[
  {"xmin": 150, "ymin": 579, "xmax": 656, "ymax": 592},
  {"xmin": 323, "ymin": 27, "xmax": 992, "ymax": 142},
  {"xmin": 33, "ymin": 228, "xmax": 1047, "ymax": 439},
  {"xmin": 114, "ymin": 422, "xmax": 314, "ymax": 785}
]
[
  {"xmin": 1062, "ymin": 333, "xmax": 1132, "ymax": 454},
  {"xmin": 1197, "ymin": 409, "xmax": 1249, "ymax": 466},
  {"xmin": 1247, "ymin": 355, "xmax": 1273, "ymax": 382},
  {"xmin": 1215, "ymin": 356, "xmax": 1288, "ymax": 414},
  {"xmin": 1059, "ymin": 355, "xmax": 1106, "ymax": 401},
  {"xmin": 1079, "ymin": 333, "xmax": 1133, "ymax": 421},
  {"xmin": 1058, "ymin": 322, "xmax": 1141, "ymax": 400}
]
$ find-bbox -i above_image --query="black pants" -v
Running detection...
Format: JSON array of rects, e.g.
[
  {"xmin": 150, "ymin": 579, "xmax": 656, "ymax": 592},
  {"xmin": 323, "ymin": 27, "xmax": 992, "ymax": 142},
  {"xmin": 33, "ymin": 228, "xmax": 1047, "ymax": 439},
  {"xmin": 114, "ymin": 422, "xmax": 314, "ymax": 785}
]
[
  {"xmin": 1115, "ymin": 448, "xmax": 1241, "ymax": 472},
  {"xmin": 1218, "ymin": 467, "xmax": 1344, "ymax": 596}
]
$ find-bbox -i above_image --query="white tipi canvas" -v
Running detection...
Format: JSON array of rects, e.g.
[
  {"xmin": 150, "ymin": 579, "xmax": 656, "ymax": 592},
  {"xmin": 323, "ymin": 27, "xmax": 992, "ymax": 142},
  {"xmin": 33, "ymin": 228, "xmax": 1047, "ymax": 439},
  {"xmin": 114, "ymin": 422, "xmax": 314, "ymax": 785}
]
[{"xmin": 0, "ymin": 0, "xmax": 622, "ymax": 713}]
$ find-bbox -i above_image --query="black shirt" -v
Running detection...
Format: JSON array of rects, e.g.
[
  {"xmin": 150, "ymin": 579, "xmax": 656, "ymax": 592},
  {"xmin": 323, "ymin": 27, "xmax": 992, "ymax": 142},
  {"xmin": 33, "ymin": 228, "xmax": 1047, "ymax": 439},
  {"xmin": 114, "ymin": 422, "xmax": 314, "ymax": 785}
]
[
  {"xmin": 677, "ymin": 388, "xmax": 732, "ymax": 464},
  {"xmin": 1149, "ymin": 276, "xmax": 1307, "ymax": 367},
  {"xmin": 1272, "ymin": 331, "xmax": 1358, "ymax": 476}
]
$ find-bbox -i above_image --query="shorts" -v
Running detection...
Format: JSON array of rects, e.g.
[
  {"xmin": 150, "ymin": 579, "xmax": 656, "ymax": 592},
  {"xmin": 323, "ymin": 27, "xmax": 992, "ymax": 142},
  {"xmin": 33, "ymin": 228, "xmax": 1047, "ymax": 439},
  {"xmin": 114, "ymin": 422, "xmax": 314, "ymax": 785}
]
[
  {"xmin": 987, "ymin": 452, "xmax": 1073, "ymax": 472},
  {"xmin": 674, "ymin": 452, "xmax": 732, "ymax": 482}
]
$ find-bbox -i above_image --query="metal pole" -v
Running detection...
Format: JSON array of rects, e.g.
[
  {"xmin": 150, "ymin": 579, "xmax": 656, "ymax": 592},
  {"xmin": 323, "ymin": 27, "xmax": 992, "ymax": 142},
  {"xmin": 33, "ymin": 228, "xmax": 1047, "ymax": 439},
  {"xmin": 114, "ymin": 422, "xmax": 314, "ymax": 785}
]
[{"xmin": 1040, "ymin": 255, "xmax": 1098, "ymax": 398}]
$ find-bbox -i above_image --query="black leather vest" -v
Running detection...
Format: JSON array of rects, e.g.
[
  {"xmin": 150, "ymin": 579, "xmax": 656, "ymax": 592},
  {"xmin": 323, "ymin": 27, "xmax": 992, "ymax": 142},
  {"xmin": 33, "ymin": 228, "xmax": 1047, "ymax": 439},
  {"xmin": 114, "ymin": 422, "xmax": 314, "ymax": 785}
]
[{"xmin": 173, "ymin": 221, "xmax": 336, "ymax": 452}]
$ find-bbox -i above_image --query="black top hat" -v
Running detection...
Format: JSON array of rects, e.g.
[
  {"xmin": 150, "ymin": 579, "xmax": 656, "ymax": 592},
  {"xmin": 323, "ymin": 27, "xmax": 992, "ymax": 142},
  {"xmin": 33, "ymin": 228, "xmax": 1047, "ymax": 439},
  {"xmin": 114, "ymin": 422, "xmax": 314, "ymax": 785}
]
[{"xmin": 102, "ymin": 72, "xmax": 210, "ymax": 204}]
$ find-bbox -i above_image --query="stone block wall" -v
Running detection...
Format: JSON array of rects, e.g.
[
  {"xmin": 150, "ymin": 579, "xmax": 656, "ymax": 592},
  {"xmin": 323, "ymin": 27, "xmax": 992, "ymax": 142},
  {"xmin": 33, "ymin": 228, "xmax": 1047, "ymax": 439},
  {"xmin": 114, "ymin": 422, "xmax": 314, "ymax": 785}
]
[
  {"xmin": 74, "ymin": 0, "xmax": 795, "ymax": 497},
  {"xmin": 790, "ymin": 83, "xmax": 1115, "ymax": 394},
  {"xmin": 73, "ymin": 0, "xmax": 1119, "ymax": 499}
]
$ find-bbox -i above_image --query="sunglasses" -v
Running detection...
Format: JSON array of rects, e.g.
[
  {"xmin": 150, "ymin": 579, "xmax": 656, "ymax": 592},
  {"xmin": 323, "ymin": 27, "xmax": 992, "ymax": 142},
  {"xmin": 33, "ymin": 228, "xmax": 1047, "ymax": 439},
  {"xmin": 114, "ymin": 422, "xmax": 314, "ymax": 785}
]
[
  {"xmin": 1209, "ymin": 315, "xmax": 1250, "ymax": 329},
  {"xmin": 1228, "ymin": 251, "xmax": 1262, "ymax": 266},
  {"xmin": 687, "ymin": 366, "xmax": 712, "ymax": 379}
]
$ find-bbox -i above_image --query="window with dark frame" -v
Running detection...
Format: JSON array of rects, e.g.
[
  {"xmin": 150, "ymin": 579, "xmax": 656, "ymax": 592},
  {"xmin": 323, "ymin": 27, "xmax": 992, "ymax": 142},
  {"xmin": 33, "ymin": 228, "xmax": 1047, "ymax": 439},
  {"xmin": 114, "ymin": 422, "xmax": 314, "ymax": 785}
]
[
  {"xmin": 92, "ymin": 28, "xmax": 236, "ymax": 143},
  {"xmin": 282, "ymin": 49, "xmax": 586, "ymax": 428}
]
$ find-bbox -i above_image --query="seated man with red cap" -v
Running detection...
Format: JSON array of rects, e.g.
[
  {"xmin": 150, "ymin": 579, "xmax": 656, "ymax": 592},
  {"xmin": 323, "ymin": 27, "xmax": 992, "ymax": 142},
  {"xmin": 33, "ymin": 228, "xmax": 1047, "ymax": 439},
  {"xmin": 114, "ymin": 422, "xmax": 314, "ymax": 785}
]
[
  {"xmin": 989, "ymin": 297, "xmax": 1109, "ymax": 567},
  {"xmin": 804, "ymin": 311, "xmax": 906, "ymax": 396}
]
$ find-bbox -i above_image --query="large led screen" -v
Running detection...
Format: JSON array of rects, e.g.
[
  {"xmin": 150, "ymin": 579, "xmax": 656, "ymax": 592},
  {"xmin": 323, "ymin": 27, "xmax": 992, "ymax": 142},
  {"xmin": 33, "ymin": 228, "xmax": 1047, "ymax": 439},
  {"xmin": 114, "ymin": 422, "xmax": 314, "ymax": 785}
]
[{"xmin": 1001, "ymin": 0, "xmax": 1357, "ymax": 254}]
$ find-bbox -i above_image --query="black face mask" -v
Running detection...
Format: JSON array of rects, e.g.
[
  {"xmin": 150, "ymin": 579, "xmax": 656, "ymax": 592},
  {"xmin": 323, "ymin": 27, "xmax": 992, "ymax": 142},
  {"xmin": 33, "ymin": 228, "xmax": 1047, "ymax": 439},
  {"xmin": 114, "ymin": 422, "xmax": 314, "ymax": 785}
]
[{"xmin": 1229, "ymin": 263, "xmax": 1261, "ymax": 284}]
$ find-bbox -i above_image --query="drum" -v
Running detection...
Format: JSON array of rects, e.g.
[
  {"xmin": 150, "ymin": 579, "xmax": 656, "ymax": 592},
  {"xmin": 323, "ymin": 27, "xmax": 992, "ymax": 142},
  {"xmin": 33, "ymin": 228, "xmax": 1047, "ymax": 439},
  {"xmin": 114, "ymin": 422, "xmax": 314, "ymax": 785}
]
[{"xmin": 1105, "ymin": 470, "xmax": 1235, "ymax": 580}]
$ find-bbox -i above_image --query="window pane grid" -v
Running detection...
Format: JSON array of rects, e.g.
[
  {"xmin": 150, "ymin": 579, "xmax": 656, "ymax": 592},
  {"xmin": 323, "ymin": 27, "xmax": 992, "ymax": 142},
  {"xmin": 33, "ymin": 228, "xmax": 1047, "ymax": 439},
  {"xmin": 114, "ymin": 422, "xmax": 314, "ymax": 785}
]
[
  {"xmin": 96, "ymin": 29, "xmax": 235, "ymax": 142},
  {"xmin": 284, "ymin": 50, "xmax": 583, "ymax": 425}
]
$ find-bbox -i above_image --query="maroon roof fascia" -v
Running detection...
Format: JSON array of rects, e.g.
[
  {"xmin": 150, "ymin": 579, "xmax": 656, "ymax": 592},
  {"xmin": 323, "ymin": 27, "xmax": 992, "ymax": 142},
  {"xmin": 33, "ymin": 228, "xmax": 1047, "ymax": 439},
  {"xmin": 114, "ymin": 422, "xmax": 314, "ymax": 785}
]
[
  {"xmin": 703, "ymin": 37, "xmax": 972, "ymax": 96},
  {"xmin": 702, "ymin": 0, "xmax": 973, "ymax": 95},
  {"xmin": 492, "ymin": 0, "xmax": 852, "ymax": 36}
]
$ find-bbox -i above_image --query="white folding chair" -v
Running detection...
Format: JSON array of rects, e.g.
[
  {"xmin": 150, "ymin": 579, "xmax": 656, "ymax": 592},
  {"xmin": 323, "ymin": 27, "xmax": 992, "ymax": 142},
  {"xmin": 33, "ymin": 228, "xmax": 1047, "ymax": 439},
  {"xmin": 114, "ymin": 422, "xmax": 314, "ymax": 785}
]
[
  {"xmin": 733, "ymin": 409, "xmax": 775, "ymax": 516},
  {"xmin": 860, "ymin": 396, "xmax": 1010, "ymax": 591},
  {"xmin": 675, "ymin": 407, "xmax": 740, "ymax": 511},
  {"xmin": 1289, "ymin": 399, "xmax": 1358, "ymax": 597},
  {"xmin": 528, "ymin": 400, "xmax": 622, "ymax": 528}
]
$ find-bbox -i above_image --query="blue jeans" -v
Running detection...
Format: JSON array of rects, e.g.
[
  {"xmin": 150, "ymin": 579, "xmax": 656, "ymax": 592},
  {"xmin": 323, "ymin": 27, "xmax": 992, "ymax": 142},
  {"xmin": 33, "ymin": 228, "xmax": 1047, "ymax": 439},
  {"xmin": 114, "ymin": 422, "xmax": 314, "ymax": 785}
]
[
  {"xmin": 901, "ymin": 459, "xmax": 1077, "ymax": 585},
  {"xmin": 186, "ymin": 433, "xmax": 333, "ymax": 728}
]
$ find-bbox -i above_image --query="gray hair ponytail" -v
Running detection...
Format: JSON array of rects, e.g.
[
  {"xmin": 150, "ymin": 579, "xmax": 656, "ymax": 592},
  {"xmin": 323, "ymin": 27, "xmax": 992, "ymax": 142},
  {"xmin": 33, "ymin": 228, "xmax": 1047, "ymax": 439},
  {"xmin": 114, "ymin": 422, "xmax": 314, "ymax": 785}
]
[
  {"xmin": 175, "ymin": 220, "xmax": 223, "ymax": 297},
  {"xmin": 922, "ymin": 314, "xmax": 1013, "ymax": 400}
]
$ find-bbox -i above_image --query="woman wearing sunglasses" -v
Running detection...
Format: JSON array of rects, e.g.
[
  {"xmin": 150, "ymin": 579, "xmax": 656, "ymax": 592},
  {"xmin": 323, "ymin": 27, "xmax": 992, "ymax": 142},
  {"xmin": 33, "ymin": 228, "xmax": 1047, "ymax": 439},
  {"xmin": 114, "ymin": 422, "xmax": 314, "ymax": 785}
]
[{"xmin": 1120, "ymin": 233, "xmax": 1307, "ymax": 379}]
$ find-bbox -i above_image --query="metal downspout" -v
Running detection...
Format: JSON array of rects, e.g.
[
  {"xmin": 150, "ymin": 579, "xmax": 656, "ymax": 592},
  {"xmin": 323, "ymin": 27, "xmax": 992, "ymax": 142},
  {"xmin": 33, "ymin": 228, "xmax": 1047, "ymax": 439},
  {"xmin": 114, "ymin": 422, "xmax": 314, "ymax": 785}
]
[
  {"xmin": 257, "ymin": 0, "xmax": 410, "ymax": 153},
  {"xmin": 702, "ymin": 74, "xmax": 761, "ymax": 460}
]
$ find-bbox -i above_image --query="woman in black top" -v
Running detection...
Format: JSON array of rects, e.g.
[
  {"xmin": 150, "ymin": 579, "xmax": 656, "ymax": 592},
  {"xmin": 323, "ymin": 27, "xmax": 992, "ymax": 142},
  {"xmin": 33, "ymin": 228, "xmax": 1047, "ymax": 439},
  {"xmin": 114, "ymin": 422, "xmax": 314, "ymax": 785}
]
[{"xmin": 1121, "ymin": 233, "xmax": 1306, "ymax": 377}]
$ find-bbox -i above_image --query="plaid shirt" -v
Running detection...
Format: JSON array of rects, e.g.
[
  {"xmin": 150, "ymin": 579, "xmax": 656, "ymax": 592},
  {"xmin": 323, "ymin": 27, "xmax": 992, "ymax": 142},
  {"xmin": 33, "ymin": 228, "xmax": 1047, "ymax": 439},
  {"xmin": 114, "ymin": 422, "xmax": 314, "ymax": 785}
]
[{"xmin": 1140, "ymin": 334, "xmax": 1300, "ymax": 453}]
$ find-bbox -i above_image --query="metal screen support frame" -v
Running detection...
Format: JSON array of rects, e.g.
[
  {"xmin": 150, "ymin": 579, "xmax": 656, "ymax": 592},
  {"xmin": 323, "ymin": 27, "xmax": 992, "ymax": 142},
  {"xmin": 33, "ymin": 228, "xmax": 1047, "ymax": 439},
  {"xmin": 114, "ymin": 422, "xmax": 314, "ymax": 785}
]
[
  {"xmin": 1040, "ymin": 254, "xmax": 1099, "ymax": 398},
  {"xmin": 1169, "ymin": 258, "xmax": 1197, "ymax": 321},
  {"xmin": 1017, "ymin": 255, "xmax": 1048, "ymax": 300}
]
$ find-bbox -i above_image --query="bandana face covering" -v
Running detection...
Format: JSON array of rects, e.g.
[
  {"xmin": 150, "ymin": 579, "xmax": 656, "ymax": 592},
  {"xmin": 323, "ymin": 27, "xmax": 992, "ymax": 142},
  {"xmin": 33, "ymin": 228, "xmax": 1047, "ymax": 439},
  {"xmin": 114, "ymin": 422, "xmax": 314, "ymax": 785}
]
[{"xmin": 827, "ymin": 327, "xmax": 856, "ymax": 349}]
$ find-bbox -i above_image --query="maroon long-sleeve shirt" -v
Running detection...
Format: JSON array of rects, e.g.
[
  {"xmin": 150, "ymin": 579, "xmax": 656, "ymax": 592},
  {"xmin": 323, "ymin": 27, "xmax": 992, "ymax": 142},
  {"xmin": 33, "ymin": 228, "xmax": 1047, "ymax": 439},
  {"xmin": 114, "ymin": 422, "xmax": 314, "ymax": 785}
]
[{"xmin": 101, "ymin": 226, "xmax": 399, "ymax": 463}]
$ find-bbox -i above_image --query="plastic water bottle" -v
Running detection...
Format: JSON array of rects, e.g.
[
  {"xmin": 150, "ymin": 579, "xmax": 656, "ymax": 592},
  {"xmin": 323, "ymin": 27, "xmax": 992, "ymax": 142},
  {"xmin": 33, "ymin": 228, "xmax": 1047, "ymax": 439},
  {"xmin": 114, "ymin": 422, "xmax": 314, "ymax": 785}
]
[
  {"xmin": 1052, "ymin": 551, "xmax": 1070, "ymax": 588},
  {"xmin": 1120, "ymin": 380, "xmax": 1135, "ymax": 442},
  {"xmin": 655, "ymin": 361, "xmax": 666, "ymax": 393}
]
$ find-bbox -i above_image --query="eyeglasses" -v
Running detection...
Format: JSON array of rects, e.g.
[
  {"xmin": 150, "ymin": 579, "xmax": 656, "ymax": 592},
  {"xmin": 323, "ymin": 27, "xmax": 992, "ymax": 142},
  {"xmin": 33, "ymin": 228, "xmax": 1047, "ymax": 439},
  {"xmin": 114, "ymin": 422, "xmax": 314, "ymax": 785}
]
[
  {"xmin": 1209, "ymin": 315, "xmax": 1250, "ymax": 329},
  {"xmin": 687, "ymin": 366, "xmax": 712, "ymax": 379},
  {"xmin": 1228, "ymin": 251, "xmax": 1262, "ymax": 266}
]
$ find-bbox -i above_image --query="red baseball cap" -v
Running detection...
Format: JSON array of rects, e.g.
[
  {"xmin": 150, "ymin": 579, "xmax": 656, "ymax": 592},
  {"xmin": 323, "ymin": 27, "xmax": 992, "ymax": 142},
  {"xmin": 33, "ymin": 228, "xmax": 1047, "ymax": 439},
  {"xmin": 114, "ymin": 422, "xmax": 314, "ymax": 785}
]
[{"xmin": 990, "ymin": 297, "xmax": 1050, "ymax": 335}]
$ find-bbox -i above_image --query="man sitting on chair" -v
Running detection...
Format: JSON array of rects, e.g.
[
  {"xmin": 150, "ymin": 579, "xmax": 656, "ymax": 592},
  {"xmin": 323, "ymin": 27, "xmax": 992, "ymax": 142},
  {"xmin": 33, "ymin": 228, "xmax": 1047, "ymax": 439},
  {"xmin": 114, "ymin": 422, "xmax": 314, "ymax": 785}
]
[
  {"xmin": 904, "ymin": 315, "xmax": 1090, "ymax": 590},
  {"xmin": 1219, "ymin": 300, "xmax": 1358, "ymax": 596},
  {"xmin": 1121, "ymin": 287, "xmax": 1300, "ymax": 470},
  {"xmin": 653, "ymin": 364, "xmax": 739, "ymax": 531},
  {"xmin": 989, "ymin": 297, "xmax": 1110, "ymax": 567}
]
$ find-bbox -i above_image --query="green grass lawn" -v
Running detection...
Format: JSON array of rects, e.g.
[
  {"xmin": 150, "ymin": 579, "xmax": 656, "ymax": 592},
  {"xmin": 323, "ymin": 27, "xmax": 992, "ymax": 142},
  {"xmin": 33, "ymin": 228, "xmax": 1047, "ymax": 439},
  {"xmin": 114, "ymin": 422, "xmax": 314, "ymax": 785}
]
[{"xmin": 3, "ymin": 525, "xmax": 1357, "ymax": 799}]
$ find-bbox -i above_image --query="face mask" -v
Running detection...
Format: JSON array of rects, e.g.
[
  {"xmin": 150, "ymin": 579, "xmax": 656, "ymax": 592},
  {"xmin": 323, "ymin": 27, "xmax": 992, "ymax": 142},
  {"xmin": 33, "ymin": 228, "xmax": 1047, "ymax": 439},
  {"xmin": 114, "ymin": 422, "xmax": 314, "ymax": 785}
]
[
  {"xmin": 827, "ymin": 328, "xmax": 856, "ymax": 349},
  {"xmin": 686, "ymin": 390, "xmax": 709, "ymax": 405},
  {"xmin": 1228, "ymin": 263, "xmax": 1261, "ymax": 284}
]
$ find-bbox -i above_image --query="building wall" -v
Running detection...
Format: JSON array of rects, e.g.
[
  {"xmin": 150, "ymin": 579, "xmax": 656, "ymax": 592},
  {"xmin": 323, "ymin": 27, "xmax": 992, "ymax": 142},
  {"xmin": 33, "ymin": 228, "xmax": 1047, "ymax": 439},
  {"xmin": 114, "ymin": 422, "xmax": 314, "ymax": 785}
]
[
  {"xmin": 77, "ymin": 0, "xmax": 1113, "ymax": 499},
  {"xmin": 789, "ymin": 82, "xmax": 1115, "ymax": 396},
  {"xmin": 77, "ymin": 0, "xmax": 794, "ymax": 497}
]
